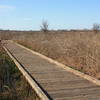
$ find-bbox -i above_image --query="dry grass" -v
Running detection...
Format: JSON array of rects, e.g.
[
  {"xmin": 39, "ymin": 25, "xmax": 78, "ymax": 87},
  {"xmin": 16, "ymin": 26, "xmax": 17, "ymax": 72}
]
[
  {"xmin": 0, "ymin": 42, "xmax": 40, "ymax": 100},
  {"xmin": 1, "ymin": 30, "xmax": 100, "ymax": 79}
]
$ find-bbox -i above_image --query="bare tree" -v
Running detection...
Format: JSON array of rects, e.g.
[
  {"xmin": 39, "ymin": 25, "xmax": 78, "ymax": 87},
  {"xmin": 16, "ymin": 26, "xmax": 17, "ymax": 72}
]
[
  {"xmin": 40, "ymin": 20, "xmax": 49, "ymax": 32},
  {"xmin": 93, "ymin": 23, "xmax": 100, "ymax": 33}
]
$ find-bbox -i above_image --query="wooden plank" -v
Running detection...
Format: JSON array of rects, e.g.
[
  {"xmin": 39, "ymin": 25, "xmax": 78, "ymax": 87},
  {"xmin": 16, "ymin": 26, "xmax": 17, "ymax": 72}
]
[
  {"xmin": 49, "ymin": 86, "xmax": 100, "ymax": 98},
  {"xmin": 35, "ymin": 78, "xmax": 83, "ymax": 83},
  {"xmin": 31, "ymin": 72, "xmax": 84, "ymax": 80},
  {"xmin": 40, "ymin": 80, "xmax": 95, "ymax": 91},
  {"xmin": 55, "ymin": 95, "xmax": 100, "ymax": 100}
]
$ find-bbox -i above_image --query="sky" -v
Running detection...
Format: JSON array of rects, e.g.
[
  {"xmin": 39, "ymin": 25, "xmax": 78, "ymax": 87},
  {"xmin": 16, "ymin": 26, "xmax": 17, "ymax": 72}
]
[{"xmin": 0, "ymin": 0, "xmax": 100, "ymax": 30}]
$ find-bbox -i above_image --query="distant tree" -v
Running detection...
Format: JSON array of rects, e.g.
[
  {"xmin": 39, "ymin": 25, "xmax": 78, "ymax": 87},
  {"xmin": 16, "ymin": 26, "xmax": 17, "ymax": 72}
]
[
  {"xmin": 93, "ymin": 23, "xmax": 100, "ymax": 33},
  {"xmin": 40, "ymin": 20, "xmax": 49, "ymax": 32}
]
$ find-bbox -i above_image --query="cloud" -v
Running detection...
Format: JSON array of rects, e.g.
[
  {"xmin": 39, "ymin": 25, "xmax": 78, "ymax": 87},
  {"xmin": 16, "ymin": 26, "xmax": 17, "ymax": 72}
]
[{"xmin": 0, "ymin": 5, "xmax": 16, "ymax": 12}]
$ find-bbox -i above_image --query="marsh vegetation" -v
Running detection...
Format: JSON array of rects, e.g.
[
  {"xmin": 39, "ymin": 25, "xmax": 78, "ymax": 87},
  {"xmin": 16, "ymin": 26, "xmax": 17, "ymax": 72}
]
[{"xmin": 0, "ymin": 43, "xmax": 40, "ymax": 100}]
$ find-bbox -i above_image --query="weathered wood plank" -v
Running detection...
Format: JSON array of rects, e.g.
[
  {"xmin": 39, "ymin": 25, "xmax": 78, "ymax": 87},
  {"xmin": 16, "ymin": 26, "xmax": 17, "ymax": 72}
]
[
  {"xmin": 40, "ymin": 80, "xmax": 96, "ymax": 91},
  {"xmin": 48, "ymin": 86, "xmax": 100, "ymax": 98}
]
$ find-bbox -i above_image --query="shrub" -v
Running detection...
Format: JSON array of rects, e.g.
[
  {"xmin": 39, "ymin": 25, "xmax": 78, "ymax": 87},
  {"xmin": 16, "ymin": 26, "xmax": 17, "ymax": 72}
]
[
  {"xmin": 93, "ymin": 23, "xmax": 100, "ymax": 33},
  {"xmin": 40, "ymin": 20, "xmax": 49, "ymax": 32}
]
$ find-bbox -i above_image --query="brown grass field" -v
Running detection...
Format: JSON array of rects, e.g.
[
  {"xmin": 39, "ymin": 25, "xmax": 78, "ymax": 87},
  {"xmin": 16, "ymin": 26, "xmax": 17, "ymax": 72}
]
[{"xmin": 0, "ymin": 30, "xmax": 100, "ymax": 79}]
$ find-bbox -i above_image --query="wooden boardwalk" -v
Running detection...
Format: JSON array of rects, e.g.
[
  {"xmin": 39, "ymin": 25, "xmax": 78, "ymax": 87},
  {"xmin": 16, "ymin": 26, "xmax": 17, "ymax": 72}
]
[{"xmin": 3, "ymin": 41, "xmax": 100, "ymax": 100}]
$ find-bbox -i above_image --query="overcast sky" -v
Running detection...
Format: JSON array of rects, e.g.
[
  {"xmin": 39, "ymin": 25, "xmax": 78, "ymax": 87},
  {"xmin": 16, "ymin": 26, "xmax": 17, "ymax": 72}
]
[{"xmin": 0, "ymin": 0, "xmax": 100, "ymax": 30}]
